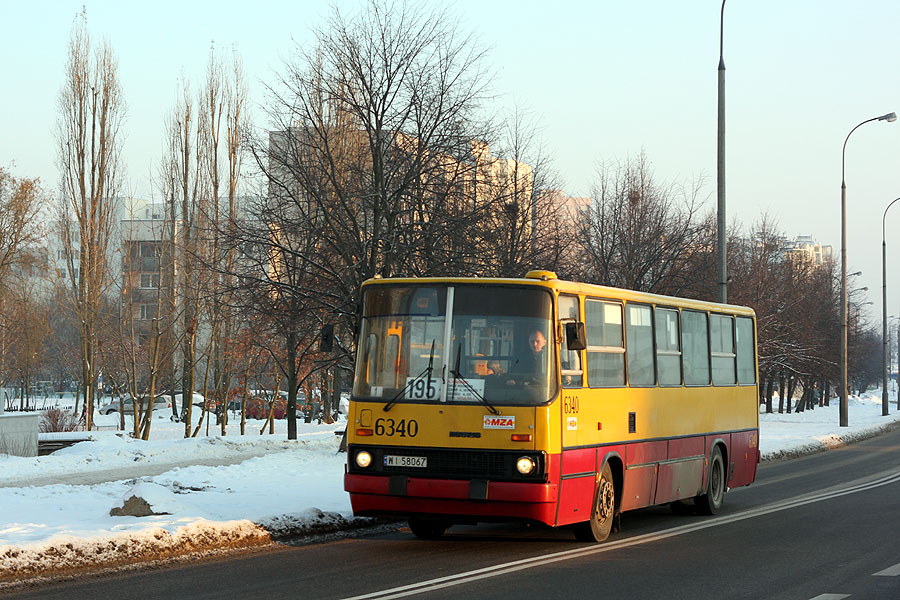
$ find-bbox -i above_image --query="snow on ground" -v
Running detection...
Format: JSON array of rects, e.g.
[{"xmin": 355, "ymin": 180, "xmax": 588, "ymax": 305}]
[{"xmin": 1, "ymin": 390, "xmax": 900, "ymax": 580}]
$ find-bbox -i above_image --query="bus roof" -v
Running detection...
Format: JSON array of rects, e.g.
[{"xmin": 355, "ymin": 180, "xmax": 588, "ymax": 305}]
[{"xmin": 359, "ymin": 274, "xmax": 756, "ymax": 317}]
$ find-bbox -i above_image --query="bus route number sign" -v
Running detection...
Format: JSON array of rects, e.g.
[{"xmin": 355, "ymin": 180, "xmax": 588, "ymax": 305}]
[{"xmin": 405, "ymin": 376, "xmax": 441, "ymax": 400}]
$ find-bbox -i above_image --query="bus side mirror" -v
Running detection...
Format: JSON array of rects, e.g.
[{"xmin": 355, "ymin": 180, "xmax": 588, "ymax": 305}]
[
  {"xmin": 565, "ymin": 322, "xmax": 586, "ymax": 351},
  {"xmin": 319, "ymin": 324, "xmax": 335, "ymax": 352}
]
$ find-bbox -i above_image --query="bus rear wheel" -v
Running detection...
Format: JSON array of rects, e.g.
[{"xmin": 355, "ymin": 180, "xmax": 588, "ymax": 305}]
[
  {"xmin": 573, "ymin": 463, "xmax": 616, "ymax": 542},
  {"xmin": 408, "ymin": 517, "xmax": 450, "ymax": 540},
  {"xmin": 695, "ymin": 447, "xmax": 725, "ymax": 515}
]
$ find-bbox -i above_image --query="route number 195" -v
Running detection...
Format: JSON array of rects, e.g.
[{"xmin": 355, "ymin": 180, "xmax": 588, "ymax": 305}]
[{"xmin": 405, "ymin": 377, "xmax": 441, "ymax": 400}]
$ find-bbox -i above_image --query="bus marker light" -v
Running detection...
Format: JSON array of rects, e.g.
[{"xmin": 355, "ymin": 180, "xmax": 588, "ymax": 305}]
[
  {"xmin": 356, "ymin": 428, "xmax": 374, "ymax": 436},
  {"xmin": 511, "ymin": 434, "xmax": 532, "ymax": 442},
  {"xmin": 516, "ymin": 456, "xmax": 536, "ymax": 474},
  {"xmin": 597, "ymin": 423, "xmax": 603, "ymax": 430}
]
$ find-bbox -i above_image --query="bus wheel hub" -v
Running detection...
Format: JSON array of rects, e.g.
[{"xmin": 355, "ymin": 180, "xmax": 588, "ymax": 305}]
[{"xmin": 598, "ymin": 479, "xmax": 614, "ymax": 521}]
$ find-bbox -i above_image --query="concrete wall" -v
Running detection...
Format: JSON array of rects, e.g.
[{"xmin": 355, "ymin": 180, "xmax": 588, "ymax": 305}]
[{"xmin": 0, "ymin": 413, "xmax": 40, "ymax": 457}]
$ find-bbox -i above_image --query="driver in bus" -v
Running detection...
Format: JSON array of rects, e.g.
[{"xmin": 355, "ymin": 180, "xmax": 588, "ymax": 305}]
[
  {"xmin": 506, "ymin": 328, "xmax": 548, "ymax": 385},
  {"xmin": 527, "ymin": 329, "xmax": 547, "ymax": 372}
]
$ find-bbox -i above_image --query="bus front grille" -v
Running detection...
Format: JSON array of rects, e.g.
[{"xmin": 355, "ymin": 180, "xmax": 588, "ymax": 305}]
[{"xmin": 348, "ymin": 445, "xmax": 544, "ymax": 481}]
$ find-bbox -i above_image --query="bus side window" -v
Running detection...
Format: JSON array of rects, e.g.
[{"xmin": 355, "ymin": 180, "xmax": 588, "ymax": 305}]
[
  {"xmin": 585, "ymin": 300, "xmax": 625, "ymax": 387},
  {"xmin": 681, "ymin": 310, "xmax": 710, "ymax": 385},
  {"xmin": 626, "ymin": 304, "xmax": 654, "ymax": 385},
  {"xmin": 559, "ymin": 295, "xmax": 583, "ymax": 388},
  {"xmin": 655, "ymin": 308, "xmax": 682, "ymax": 386},
  {"xmin": 710, "ymin": 315, "xmax": 736, "ymax": 385},
  {"xmin": 736, "ymin": 317, "xmax": 757, "ymax": 384}
]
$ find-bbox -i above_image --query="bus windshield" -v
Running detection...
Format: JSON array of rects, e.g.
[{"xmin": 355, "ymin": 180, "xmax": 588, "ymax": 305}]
[{"xmin": 353, "ymin": 285, "xmax": 556, "ymax": 406}]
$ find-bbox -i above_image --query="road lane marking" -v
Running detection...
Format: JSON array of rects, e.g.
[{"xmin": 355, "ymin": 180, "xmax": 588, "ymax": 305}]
[
  {"xmin": 873, "ymin": 561, "xmax": 900, "ymax": 576},
  {"xmin": 808, "ymin": 595, "xmax": 849, "ymax": 600},
  {"xmin": 342, "ymin": 469, "xmax": 900, "ymax": 600}
]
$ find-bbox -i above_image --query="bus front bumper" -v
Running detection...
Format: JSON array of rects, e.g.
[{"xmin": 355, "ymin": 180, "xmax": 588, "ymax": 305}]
[{"xmin": 344, "ymin": 473, "xmax": 559, "ymax": 525}]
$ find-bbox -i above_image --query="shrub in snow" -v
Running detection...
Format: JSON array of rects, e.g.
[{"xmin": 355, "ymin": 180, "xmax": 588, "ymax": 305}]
[{"xmin": 39, "ymin": 408, "xmax": 79, "ymax": 433}]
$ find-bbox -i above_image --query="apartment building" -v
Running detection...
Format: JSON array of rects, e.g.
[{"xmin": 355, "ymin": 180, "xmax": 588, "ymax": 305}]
[{"xmin": 782, "ymin": 234, "xmax": 833, "ymax": 266}]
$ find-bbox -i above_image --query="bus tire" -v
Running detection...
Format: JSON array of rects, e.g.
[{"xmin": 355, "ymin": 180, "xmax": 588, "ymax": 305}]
[
  {"xmin": 408, "ymin": 517, "xmax": 449, "ymax": 540},
  {"xmin": 573, "ymin": 462, "xmax": 616, "ymax": 542},
  {"xmin": 695, "ymin": 446, "xmax": 725, "ymax": 515}
]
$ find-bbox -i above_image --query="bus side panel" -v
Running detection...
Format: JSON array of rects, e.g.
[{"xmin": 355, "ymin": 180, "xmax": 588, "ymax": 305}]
[
  {"xmin": 727, "ymin": 429, "xmax": 759, "ymax": 488},
  {"xmin": 621, "ymin": 465, "xmax": 657, "ymax": 512},
  {"xmin": 620, "ymin": 441, "xmax": 666, "ymax": 511},
  {"xmin": 667, "ymin": 436, "xmax": 705, "ymax": 462},
  {"xmin": 656, "ymin": 435, "xmax": 706, "ymax": 505},
  {"xmin": 556, "ymin": 447, "xmax": 597, "ymax": 526}
]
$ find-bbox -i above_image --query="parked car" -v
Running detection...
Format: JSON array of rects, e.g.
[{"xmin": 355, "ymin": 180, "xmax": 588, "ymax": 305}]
[
  {"xmin": 172, "ymin": 392, "xmax": 206, "ymax": 412},
  {"xmin": 99, "ymin": 395, "xmax": 171, "ymax": 415}
]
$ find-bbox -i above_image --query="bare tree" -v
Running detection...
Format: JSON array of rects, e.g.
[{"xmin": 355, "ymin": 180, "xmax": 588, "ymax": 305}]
[
  {"xmin": 0, "ymin": 169, "xmax": 43, "ymax": 393},
  {"xmin": 0, "ymin": 169, "xmax": 42, "ymax": 286},
  {"xmin": 103, "ymin": 210, "xmax": 179, "ymax": 439},
  {"xmin": 729, "ymin": 216, "xmax": 842, "ymax": 413},
  {"xmin": 468, "ymin": 107, "xmax": 565, "ymax": 278},
  {"xmin": 574, "ymin": 152, "xmax": 712, "ymax": 296},
  {"xmin": 55, "ymin": 11, "xmax": 124, "ymax": 430},
  {"xmin": 251, "ymin": 1, "xmax": 493, "ymax": 430},
  {"xmin": 167, "ymin": 46, "xmax": 251, "ymax": 437},
  {"xmin": 161, "ymin": 76, "xmax": 207, "ymax": 438},
  {"xmin": 208, "ymin": 48, "xmax": 249, "ymax": 436},
  {"xmin": 2, "ymin": 261, "xmax": 51, "ymax": 409}
]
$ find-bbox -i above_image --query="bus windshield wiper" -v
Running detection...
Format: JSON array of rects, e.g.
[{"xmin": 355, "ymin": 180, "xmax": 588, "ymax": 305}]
[
  {"xmin": 449, "ymin": 345, "xmax": 500, "ymax": 415},
  {"xmin": 384, "ymin": 339, "xmax": 435, "ymax": 412}
]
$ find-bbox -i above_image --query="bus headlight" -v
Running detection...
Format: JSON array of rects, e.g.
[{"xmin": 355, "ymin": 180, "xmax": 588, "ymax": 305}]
[
  {"xmin": 355, "ymin": 450, "xmax": 373, "ymax": 468},
  {"xmin": 516, "ymin": 456, "xmax": 536, "ymax": 475}
]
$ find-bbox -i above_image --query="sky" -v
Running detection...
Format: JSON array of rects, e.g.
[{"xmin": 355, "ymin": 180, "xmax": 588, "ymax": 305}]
[
  {"xmin": 3, "ymin": 0, "xmax": 900, "ymax": 324},
  {"xmin": 2, "ymin": 389, "xmax": 899, "ymax": 577}
]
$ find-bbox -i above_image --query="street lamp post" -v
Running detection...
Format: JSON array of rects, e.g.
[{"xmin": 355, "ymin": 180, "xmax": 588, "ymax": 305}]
[
  {"xmin": 883, "ymin": 198, "xmax": 900, "ymax": 417},
  {"xmin": 716, "ymin": 0, "xmax": 727, "ymax": 304},
  {"xmin": 840, "ymin": 112, "xmax": 896, "ymax": 427},
  {"xmin": 889, "ymin": 315, "xmax": 899, "ymax": 398}
]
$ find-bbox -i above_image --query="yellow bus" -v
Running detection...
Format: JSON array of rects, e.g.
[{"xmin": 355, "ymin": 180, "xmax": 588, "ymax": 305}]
[{"xmin": 344, "ymin": 271, "xmax": 759, "ymax": 541}]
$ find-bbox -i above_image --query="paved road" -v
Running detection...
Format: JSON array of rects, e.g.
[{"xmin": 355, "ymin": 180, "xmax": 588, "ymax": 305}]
[{"xmin": 6, "ymin": 427, "xmax": 900, "ymax": 600}]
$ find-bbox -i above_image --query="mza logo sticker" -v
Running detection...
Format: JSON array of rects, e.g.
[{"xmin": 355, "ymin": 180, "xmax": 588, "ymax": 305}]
[{"xmin": 483, "ymin": 415, "xmax": 515, "ymax": 429}]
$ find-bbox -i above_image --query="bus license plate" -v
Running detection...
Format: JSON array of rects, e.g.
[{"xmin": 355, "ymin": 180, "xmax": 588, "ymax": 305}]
[{"xmin": 384, "ymin": 455, "xmax": 427, "ymax": 468}]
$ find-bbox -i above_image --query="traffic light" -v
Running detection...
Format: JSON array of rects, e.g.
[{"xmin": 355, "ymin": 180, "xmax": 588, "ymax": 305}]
[{"xmin": 319, "ymin": 324, "xmax": 334, "ymax": 352}]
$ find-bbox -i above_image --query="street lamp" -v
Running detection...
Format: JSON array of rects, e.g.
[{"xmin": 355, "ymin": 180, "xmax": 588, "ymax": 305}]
[
  {"xmin": 840, "ymin": 111, "xmax": 896, "ymax": 427},
  {"xmin": 716, "ymin": 0, "xmax": 727, "ymax": 304},
  {"xmin": 883, "ymin": 198, "xmax": 900, "ymax": 417}
]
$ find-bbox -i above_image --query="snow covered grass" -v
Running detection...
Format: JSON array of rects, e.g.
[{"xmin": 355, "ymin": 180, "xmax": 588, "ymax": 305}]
[
  {"xmin": 1, "ymin": 410, "xmax": 351, "ymax": 581},
  {"xmin": 757, "ymin": 390, "xmax": 900, "ymax": 459},
  {"xmin": 1, "ymin": 389, "xmax": 899, "ymax": 581}
]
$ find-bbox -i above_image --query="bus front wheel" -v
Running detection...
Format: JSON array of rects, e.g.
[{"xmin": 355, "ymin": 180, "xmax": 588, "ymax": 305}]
[
  {"xmin": 408, "ymin": 517, "xmax": 450, "ymax": 540},
  {"xmin": 573, "ymin": 463, "xmax": 616, "ymax": 542},
  {"xmin": 695, "ymin": 447, "xmax": 725, "ymax": 515}
]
